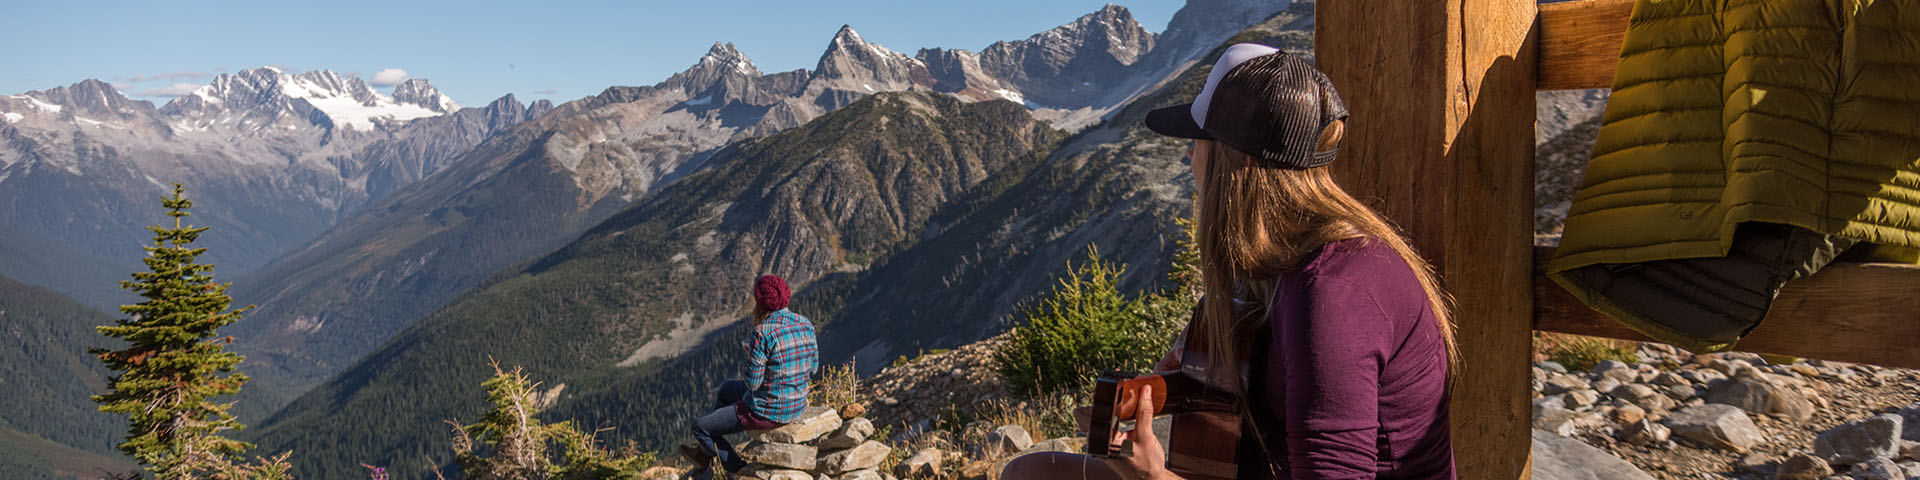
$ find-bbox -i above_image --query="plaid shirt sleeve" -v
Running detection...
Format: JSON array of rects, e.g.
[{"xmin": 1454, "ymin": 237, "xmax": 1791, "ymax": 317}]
[{"xmin": 743, "ymin": 322, "xmax": 769, "ymax": 392}]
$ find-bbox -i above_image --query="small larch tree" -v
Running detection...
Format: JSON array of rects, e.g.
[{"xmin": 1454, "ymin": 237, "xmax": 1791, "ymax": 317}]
[{"xmin": 92, "ymin": 184, "xmax": 290, "ymax": 479}]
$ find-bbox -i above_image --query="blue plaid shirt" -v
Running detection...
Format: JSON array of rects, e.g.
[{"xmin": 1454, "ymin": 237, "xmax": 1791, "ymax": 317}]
[{"xmin": 743, "ymin": 309, "xmax": 817, "ymax": 423}]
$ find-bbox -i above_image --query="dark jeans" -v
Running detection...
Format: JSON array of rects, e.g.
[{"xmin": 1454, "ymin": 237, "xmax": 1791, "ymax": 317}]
[{"xmin": 691, "ymin": 380, "xmax": 751, "ymax": 472}]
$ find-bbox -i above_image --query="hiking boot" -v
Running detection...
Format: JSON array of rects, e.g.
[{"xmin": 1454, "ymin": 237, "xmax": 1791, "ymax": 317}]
[{"xmin": 679, "ymin": 444, "xmax": 713, "ymax": 471}]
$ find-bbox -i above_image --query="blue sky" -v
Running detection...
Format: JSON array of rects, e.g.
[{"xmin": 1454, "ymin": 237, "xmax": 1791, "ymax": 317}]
[{"xmin": 1, "ymin": 0, "xmax": 1181, "ymax": 107}]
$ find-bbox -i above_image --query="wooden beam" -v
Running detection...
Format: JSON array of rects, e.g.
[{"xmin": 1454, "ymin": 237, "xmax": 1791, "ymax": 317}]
[
  {"xmin": 1537, "ymin": 0, "xmax": 1632, "ymax": 90},
  {"xmin": 1533, "ymin": 246, "xmax": 1920, "ymax": 370},
  {"xmin": 1318, "ymin": 1, "xmax": 1537, "ymax": 478}
]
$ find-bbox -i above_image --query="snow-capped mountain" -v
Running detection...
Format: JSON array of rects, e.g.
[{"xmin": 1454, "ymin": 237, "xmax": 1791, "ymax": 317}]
[{"xmin": 0, "ymin": 70, "xmax": 546, "ymax": 309}]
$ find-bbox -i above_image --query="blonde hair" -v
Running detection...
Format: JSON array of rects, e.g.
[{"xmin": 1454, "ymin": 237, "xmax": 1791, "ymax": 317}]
[{"xmin": 1189, "ymin": 121, "xmax": 1457, "ymax": 391}]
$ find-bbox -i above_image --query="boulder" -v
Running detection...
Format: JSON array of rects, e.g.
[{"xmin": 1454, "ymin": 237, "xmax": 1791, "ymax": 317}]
[
  {"xmin": 750, "ymin": 407, "xmax": 843, "ymax": 444},
  {"xmin": 1900, "ymin": 403, "xmax": 1920, "ymax": 442},
  {"xmin": 1543, "ymin": 374, "xmax": 1590, "ymax": 395},
  {"xmin": 1592, "ymin": 360, "xmax": 1639, "ymax": 383},
  {"xmin": 821, "ymin": 418, "xmax": 876, "ymax": 451},
  {"xmin": 1735, "ymin": 453, "xmax": 1777, "ymax": 474},
  {"xmin": 1565, "ymin": 390, "xmax": 1602, "ymax": 409},
  {"xmin": 840, "ymin": 403, "xmax": 868, "ymax": 419},
  {"xmin": 1539, "ymin": 361, "xmax": 1568, "ymax": 374},
  {"xmin": 742, "ymin": 442, "xmax": 819, "ymax": 471},
  {"xmin": 1533, "ymin": 407, "xmax": 1599, "ymax": 437},
  {"xmin": 1530, "ymin": 429, "xmax": 1656, "ymax": 480},
  {"xmin": 817, "ymin": 440, "xmax": 891, "ymax": 475},
  {"xmin": 1773, "ymin": 453, "xmax": 1833, "ymax": 480},
  {"xmin": 1610, "ymin": 404, "xmax": 1647, "ymax": 425},
  {"xmin": 1902, "ymin": 462, "xmax": 1920, "ymax": 479},
  {"xmin": 1652, "ymin": 372, "xmax": 1691, "ymax": 387},
  {"xmin": 1664, "ymin": 404, "xmax": 1764, "ymax": 452},
  {"xmin": 1814, "ymin": 413, "xmax": 1903, "ymax": 466},
  {"xmin": 1619, "ymin": 419, "xmax": 1670, "ymax": 446},
  {"xmin": 895, "ymin": 448, "xmax": 942, "ymax": 478},
  {"xmin": 835, "ymin": 469, "xmax": 882, "ymax": 480},
  {"xmin": 1852, "ymin": 458, "xmax": 1907, "ymax": 480},
  {"xmin": 1903, "ymin": 440, "xmax": 1920, "ymax": 461},
  {"xmin": 985, "ymin": 425, "xmax": 1035, "ymax": 457},
  {"xmin": 1704, "ymin": 375, "xmax": 1817, "ymax": 421}
]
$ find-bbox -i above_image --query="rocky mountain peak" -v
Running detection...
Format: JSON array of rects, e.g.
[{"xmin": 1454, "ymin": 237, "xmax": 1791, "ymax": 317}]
[
  {"xmin": 391, "ymin": 78, "xmax": 459, "ymax": 113},
  {"xmin": 698, "ymin": 42, "xmax": 759, "ymax": 77},
  {"xmin": 28, "ymin": 79, "xmax": 153, "ymax": 119},
  {"xmin": 812, "ymin": 24, "xmax": 924, "ymax": 93}
]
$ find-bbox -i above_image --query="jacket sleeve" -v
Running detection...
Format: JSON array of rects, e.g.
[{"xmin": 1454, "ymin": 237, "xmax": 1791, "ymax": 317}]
[
  {"xmin": 1272, "ymin": 274, "xmax": 1390, "ymax": 479},
  {"xmin": 744, "ymin": 324, "xmax": 769, "ymax": 392}
]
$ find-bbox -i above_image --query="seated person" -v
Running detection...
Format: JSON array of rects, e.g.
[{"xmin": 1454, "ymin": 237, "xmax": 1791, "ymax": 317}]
[{"xmin": 680, "ymin": 274, "xmax": 818, "ymax": 478}]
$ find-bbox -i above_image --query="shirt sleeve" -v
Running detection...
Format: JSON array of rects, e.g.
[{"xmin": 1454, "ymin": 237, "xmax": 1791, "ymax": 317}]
[
  {"xmin": 1272, "ymin": 273, "xmax": 1390, "ymax": 479},
  {"xmin": 744, "ymin": 323, "xmax": 770, "ymax": 392}
]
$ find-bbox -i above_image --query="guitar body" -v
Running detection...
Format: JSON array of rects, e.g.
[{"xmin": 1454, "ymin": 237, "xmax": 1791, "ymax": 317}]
[{"xmin": 1088, "ymin": 370, "xmax": 1246, "ymax": 480}]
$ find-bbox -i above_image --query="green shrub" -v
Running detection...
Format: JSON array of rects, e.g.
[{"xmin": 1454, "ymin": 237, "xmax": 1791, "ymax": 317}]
[
  {"xmin": 994, "ymin": 247, "xmax": 1183, "ymax": 399},
  {"xmin": 449, "ymin": 362, "xmax": 655, "ymax": 480},
  {"xmin": 1538, "ymin": 333, "xmax": 1638, "ymax": 372}
]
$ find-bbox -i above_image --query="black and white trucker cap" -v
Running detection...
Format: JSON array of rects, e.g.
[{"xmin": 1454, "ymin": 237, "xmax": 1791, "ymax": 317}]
[{"xmin": 1144, "ymin": 43, "xmax": 1349, "ymax": 169}]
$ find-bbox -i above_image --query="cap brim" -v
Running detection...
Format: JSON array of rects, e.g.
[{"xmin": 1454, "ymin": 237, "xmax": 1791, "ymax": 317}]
[{"xmin": 1144, "ymin": 104, "xmax": 1212, "ymax": 139}]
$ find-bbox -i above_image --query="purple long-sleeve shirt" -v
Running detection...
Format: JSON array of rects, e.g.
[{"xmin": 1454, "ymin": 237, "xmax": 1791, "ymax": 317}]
[{"xmin": 1241, "ymin": 237, "xmax": 1455, "ymax": 479}]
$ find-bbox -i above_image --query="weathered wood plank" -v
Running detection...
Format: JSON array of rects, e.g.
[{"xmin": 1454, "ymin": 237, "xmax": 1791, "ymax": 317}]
[
  {"xmin": 1533, "ymin": 246, "xmax": 1920, "ymax": 370},
  {"xmin": 1538, "ymin": 0, "xmax": 1632, "ymax": 90},
  {"xmin": 1318, "ymin": 0, "xmax": 1538, "ymax": 478}
]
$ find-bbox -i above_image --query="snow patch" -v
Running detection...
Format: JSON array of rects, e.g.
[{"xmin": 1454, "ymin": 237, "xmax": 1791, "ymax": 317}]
[
  {"xmin": 25, "ymin": 96, "xmax": 62, "ymax": 113},
  {"xmin": 281, "ymin": 76, "xmax": 443, "ymax": 131},
  {"xmin": 863, "ymin": 83, "xmax": 875, "ymax": 92},
  {"xmin": 684, "ymin": 95, "xmax": 713, "ymax": 106},
  {"xmin": 1, "ymin": 112, "xmax": 20, "ymax": 123},
  {"xmin": 74, "ymin": 116, "xmax": 124, "ymax": 129}
]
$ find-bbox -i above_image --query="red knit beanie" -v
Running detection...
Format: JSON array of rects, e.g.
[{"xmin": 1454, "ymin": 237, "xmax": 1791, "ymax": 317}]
[{"xmin": 753, "ymin": 274, "xmax": 790, "ymax": 312}]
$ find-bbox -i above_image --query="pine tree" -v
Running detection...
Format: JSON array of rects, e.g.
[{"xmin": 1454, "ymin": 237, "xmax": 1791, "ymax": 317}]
[{"xmin": 92, "ymin": 184, "xmax": 289, "ymax": 479}]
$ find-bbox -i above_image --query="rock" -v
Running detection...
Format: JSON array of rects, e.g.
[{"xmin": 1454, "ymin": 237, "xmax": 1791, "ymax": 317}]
[
  {"xmin": 639, "ymin": 466, "xmax": 684, "ymax": 480},
  {"xmin": 1593, "ymin": 378, "xmax": 1623, "ymax": 395},
  {"xmin": 1534, "ymin": 407, "xmax": 1601, "ymax": 437},
  {"xmin": 1662, "ymin": 384, "xmax": 1696, "ymax": 401},
  {"xmin": 750, "ymin": 407, "xmax": 843, "ymax": 444},
  {"xmin": 1815, "ymin": 414, "xmax": 1904, "ymax": 466},
  {"xmin": 1711, "ymin": 359, "xmax": 1754, "ymax": 377},
  {"xmin": 1903, "ymin": 440, "xmax": 1920, "ymax": 461},
  {"xmin": 1705, "ymin": 375, "xmax": 1816, "ymax": 421},
  {"xmin": 818, "ymin": 474, "xmax": 832, "ymax": 480},
  {"xmin": 957, "ymin": 460, "xmax": 993, "ymax": 480},
  {"xmin": 1611, "ymin": 383, "xmax": 1659, "ymax": 401},
  {"xmin": 1683, "ymin": 368, "xmax": 1729, "ymax": 385},
  {"xmin": 821, "ymin": 418, "xmax": 876, "ymax": 450},
  {"xmin": 985, "ymin": 425, "xmax": 1035, "ymax": 457},
  {"xmin": 742, "ymin": 442, "xmax": 819, "ymax": 471},
  {"xmin": 1530, "ymin": 428, "xmax": 1656, "ymax": 480},
  {"xmin": 1774, "ymin": 453, "xmax": 1834, "ymax": 480},
  {"xmin": 746, "ymin": 468, "xmax": 815, "ymax": 480},
  {"xmin": 1611, "ymin": 404, "xmax": 1648, "ymax": 425},
  {"xmin": 1619, "ymin": 419, "xmax": 1671, "ymax": 446},
  {"xmin": 1901, "ymin": 462, "xmax": 1920, "ymax": 479},
  {"xmin": 835, "ymin": 469, "xmax": 882, "ymax": 480},
  {"xmin": 1664, "ymin": 404, "xmax": 1765, "ymax": 452},
  {"xmin": 1653, "ymin": 372, "xmax": 1691, "ymax": 387},
  {"xmin": 1737, "ymin": 453, "xmax": 1778, "ymax": 474},
  {"xmin": 840, "ymin": 403, "xmax": 867, "ymax": 419},
  {"xmin": 1593, "ymin": 360, "xmax": 1639, "ymax": 383},
  {"xmin": 895, "ymin": 448, "xmax": 942, "ymax": 478},
  {"xmin": 817, "ymin": 440, "xmax": 891, "ymax": 475},
  {"xmin": 1544, "ymin": 374, "xmax": 1591, "ymax": 395},
  {"xmin": 1539, "ymin": 361, "xmax": 1568, "ymax": 374},
  {"xmin": 1565, "ymin": 390, "xmax": 1602, "ymax": 409},
  {"xmin": 1789, "ymin": 364, "xmax": 1821, "ymax": 377},
  {"xmin": 1534, "ymin": 395, "xmax": 1567, "ymax": 413},
  {"xmin": 1900, "ymin": 403, "xmax": 1920, "ymax": 442},
  {"xmin": 1852, "ymin": 458, "xmax": 1906, "ymax": 480}
]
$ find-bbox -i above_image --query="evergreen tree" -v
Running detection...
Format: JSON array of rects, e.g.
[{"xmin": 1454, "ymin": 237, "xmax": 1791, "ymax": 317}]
[{"xmin": 92, "ymin": 184, "xmax": 289, "ymax": 479}]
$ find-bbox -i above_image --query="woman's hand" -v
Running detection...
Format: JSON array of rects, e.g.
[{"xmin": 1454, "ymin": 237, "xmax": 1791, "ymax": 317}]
[{"xmin": 1102, "ymin": 385, "xmax": 1180, "ymax": 480}]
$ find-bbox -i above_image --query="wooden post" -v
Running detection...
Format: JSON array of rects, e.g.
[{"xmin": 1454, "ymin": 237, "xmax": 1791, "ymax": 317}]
[{"xmin": 1317, "ymin": 1, "xmax": 1538, "ymax": 478}]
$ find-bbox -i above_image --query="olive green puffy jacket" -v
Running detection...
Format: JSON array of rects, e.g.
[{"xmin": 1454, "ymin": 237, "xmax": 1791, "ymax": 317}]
[{"xmin": 1549, "ymin": 0, "xmax": 1920, "ymax": 352}]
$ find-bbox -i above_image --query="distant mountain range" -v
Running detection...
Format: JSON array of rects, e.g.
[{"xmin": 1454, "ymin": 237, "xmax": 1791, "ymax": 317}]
[{"xmin": 213, "ymin": 0, "xmax": 1291, "ymax": 423}]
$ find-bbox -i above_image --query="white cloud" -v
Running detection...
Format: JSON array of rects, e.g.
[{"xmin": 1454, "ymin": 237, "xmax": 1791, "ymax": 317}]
[
  {"xmin": 369, "ymin": 68, "xmax": 409, "ymax": 86},
  {"xmin": 137, "ymin": 83, "xmax": 202, "ymax": 97}
]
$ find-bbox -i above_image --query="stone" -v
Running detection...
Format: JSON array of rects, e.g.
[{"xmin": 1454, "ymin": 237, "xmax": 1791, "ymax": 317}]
[
  {"xmin": 1619, "ymin": 419, "xmax": 1670, "ymax": 446},
  {"xmin": 1705, "ymin": 375, "xmax": 1816, "ymax": 421},
  {"xmin": 638, "ymin": 466, "xmax": 684, "ymax": 480},
  {"xmin": 957, "ymin": 460, "xmax": 993, "ymax": 480},
  {"xmin": 1539, "ymin": 361, "xmax": 1568, "ymax": 374},
  {"xmin": 1653, "ymin": 372, "xmax": 1691, "ymax": 387},
  {"xmin": 747, "ymin": 468, "xmax": 814, "ymax": 480},
  {"xmin": 820, "ymin": 418, "xmax": 876, "ymax": 451},
  {"xmin": 1736, "ymin": 453, "xmax": 1778, "ymax": 474},
  {"xmin": 1901, "ymin": 462, "xmax": 1920, "ymax": 479},
  {"xmin": 1610, "ymin": 404, "xmax": 1648, "ymax": 425},
  {"xmin": 818, "ymin": 474, "xmax": 832, "ymax": 480},
  {"xmin": 985, "ymin": 425, "xmax": 1035, "ymax": 457},
  {"xmin": 1852, "ymin": 458, "xmax": 1907, "ymax": 480},
  {"xmin": 1544, "ymin": 374, "xmax": 1591, "ymax": 395},
  {"xmin": 1711, "ymin": 359, "xmax": 1754, "ymax": 377},
  {"xmin": 816, "ymin": 440, "xmax": 890, "ymax": 475},
  {"xmin": 1664, "ymin": 404, "xmax": 1765, "ymax": 452},
  {"xmin": 1774, "ymin": 453, "xmax": 1834, "ymax": 480},
  {"xmin": 1611, "ymin": 383, "xmax": 1659, "ymax": 401},
  {"xmin": 1593, "ymin": 360, "xmax": 1640, "ymax": 383},
  {"xmin": 1900, "ymin": 403, "xmax": 1920, "ymax": 442},
  {"xmin": 1593, "ymin": 378, "xmax": 1623, "ymax": 395},
  {"xmin": 1662, "ymin": 384, "xmax": 1696, "ymax": 401},
  {"xmin": 741, "ymin": 442, "xmax": 819, "ymax": 471},
  {"xmin": 1789, "ymin": 364, "xmax": 1821, "ymax": 377},
  {"xmin": 1903, "ymin": 440, "xmax": 1920, "ymax": 461},
  {"xmin": 895, "ymin": 448, "xmax": 942, "ymax": 478},
  {"xmin": 1565, "ymin": 390, "xmax": 1602, "ymax": 409},
  {"xmin": 1530, "ymin": 429, "xmax": 1656, "ymax": 480},
  {"xmin": 835, "ymin": 469, "xmax": 882, "ymax": 480},
  {"xmin": 840, "ymin": 403, "xmax": 867, "ymax": 419},
  {"xmin": 1534, "ymin": 395, "xmax": 1568, "ymax": 413},
  {"xmin": 1815, "ymin": 414, "xmax": 1903, "ymax": 466},
  {"xmin": 1534, "ymin": 407, "xmax": 1599, "ymax": 437},
  {"xmin": 749, "ymin": 407, "xmax": 843, "ymax": 444}
]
